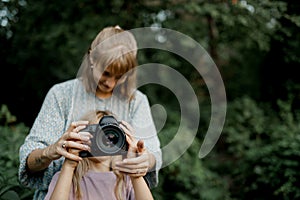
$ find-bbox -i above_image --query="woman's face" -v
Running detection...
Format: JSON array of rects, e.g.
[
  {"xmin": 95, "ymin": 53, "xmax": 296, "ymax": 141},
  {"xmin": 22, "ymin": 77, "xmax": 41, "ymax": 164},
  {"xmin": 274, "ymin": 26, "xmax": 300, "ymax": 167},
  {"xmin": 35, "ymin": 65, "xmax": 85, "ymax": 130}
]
[{"xmin": 93, "ymin": 66, "xmax": 126, "ymax": 96}]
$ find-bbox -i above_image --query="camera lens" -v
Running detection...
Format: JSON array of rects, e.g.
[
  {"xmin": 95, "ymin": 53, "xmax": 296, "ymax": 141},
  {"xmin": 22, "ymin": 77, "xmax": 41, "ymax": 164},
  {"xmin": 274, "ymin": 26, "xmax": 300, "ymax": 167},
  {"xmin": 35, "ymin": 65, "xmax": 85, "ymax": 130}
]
[
  {"xmin": 102, "ymin": 131, "xmax": 119, "ymax": 147},
  {"xmin": 96, "ymin": 125, "xmax": 126, "ymax": 154}
]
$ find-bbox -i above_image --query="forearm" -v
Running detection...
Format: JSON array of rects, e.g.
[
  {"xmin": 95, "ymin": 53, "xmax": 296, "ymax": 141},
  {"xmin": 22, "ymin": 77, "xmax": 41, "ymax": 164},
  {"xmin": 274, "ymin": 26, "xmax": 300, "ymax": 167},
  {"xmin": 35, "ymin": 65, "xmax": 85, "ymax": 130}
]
[
  {"xmin": 131, "ymin": 177, "xmax": 154, "ymax": 200},
  {"xmin": 49, "ymin": 164, "xmax": 75, "ymax": 200},
  {"xmin": 26, "ymin": 147, "xmax": 52, "ymax": 173}
]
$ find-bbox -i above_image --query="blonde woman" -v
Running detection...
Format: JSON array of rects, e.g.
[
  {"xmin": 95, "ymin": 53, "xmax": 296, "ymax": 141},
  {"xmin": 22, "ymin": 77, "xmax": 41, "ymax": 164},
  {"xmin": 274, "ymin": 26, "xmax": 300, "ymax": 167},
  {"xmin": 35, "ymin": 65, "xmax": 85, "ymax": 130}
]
[
  {"xmin": 45, "ymin": 110, "xmax": 153, "ymax": 200},
  {"xmin": 19, "ymin": 26, "xmax": 161, "ymax": 199}
]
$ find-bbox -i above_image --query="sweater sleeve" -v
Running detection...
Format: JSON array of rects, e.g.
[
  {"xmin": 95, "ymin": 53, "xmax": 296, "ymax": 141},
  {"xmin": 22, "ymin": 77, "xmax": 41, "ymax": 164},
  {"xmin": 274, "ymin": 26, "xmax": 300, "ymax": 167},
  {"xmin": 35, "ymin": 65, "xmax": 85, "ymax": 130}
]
[
  {"xmin": 130, "ymin": 92, "xmax": 162, "ymax": 188},
  {"xmin": 18, "ymin": 84, "xmax": 68, "ymax": 191}
]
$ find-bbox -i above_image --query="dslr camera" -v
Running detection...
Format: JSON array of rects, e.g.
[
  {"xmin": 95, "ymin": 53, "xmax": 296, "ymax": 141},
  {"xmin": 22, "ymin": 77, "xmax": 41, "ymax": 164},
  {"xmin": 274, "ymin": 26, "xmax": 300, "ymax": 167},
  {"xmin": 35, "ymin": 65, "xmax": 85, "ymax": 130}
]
[{"xmin": 79, "ymin": 115, "xmax": 128, "ymax": 157}]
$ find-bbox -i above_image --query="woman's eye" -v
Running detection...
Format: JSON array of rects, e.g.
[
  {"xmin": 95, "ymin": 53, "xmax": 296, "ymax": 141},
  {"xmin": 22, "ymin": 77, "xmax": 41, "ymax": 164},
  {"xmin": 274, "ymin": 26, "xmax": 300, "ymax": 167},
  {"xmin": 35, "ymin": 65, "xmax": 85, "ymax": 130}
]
[{"xmin": 103, "ymin": 71, "xmax": 110, "ymax": 76}]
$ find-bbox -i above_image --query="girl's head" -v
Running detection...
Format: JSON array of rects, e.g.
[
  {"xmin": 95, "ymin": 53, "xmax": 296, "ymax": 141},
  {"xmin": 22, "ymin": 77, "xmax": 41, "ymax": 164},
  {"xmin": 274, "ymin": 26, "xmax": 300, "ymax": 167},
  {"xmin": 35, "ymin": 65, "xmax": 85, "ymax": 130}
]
[
  {"xmin": 79, "ymin": 26, "xmax": 137, "ymax": 99},
  {"xmin": 73, "ymin": 110, "xmax": 126, "ymax": 200}
]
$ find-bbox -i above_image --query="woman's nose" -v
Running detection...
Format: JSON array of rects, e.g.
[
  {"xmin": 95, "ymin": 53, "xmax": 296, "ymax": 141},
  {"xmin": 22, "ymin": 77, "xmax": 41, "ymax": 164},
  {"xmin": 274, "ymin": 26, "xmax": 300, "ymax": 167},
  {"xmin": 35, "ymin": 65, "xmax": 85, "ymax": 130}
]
[{"xmin": 104, "ymin": 76, "xmax": 116, "ymax": 86}]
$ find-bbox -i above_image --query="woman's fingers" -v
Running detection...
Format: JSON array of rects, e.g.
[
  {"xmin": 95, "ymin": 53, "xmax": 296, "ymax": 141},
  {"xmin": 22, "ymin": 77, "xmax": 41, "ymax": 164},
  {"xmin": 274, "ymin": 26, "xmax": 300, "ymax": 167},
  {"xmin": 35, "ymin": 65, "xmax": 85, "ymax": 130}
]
[
  {"xmin": 58, "ymin": 121, "xmax": 93, "ymax": 161},
  {"xmin": 61, "ymin": 140, "xmax": 90, "ymax": 151},
  {"xmin": 46, "ymin": 121, "xmax": 91, "ymax": 161},
  {"xmin": 59, "ymin": 137, "xmax": 91, "ymax": 162},
  {"xmin": 60, "ymin": 149, "xmax": 82, "ymax": 162},
  {"xmin": 71, "ymin": 120, "xmax": 89, "ymax": 128},
  {"xmin": 61, "ymin": 128, "xmax": 92, "ymax": 146},
  {"xmin": 115, "ymin": 153, "xmax": 150, "ymax": 176}
]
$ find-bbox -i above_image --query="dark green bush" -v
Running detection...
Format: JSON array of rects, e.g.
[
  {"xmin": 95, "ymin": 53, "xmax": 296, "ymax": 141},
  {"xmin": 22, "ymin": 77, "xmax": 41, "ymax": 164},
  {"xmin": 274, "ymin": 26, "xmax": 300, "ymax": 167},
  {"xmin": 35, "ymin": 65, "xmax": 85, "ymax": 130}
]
[
  {"xmin": 152, "ymin": 112, "xmax": 231, "ymax": 200},
  {"xmin": 215, "ymin": 96, "xmax": 300, "ymax": 200},
  {"xmin": 0, "ymin": 105, "xmax": 34, "ymax": 200}
]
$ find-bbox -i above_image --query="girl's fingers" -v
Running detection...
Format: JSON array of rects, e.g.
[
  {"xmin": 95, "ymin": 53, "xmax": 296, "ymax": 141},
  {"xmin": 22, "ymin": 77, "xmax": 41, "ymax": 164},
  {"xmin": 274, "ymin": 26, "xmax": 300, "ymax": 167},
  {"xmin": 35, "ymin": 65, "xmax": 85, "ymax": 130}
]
[
  {"xmin": 137, "ymin": 140, "xmax": 145, "ymax": 153},
  {"xmin": 73, "ymin": 125, "xmax": 87, "ymax": 133},
  {"xmin": 71, "ymin": 121, "xmax": 89, "ymax": 127},
  {"xmin": 119, "ymin": 121, "xmax": 146, "ymax": 156},
  {"xmin": 119, "ymin": 124, "xmax": 135, "ymax": 145},
  {"xmin": 67, "ymin": 121, "xmax": 89, "ymax": 132},
  {"xmin": 120, "ymin": 121, "xmax": 134, "ymax": 134}
]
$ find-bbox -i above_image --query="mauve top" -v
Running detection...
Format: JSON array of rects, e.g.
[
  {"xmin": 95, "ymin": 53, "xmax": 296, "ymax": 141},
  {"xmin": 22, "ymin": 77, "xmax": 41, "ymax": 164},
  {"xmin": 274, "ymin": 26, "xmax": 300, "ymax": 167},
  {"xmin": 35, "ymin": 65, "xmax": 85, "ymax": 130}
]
[{"xmin": 44, "ymin": 171, "xmax": 135, "ymax": 200}]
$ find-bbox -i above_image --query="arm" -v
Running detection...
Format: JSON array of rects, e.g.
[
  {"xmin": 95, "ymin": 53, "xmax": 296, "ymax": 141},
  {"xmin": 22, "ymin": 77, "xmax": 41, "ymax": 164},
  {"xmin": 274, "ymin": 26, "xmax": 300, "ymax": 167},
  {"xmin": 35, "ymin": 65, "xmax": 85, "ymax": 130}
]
[
  {"xmin": 116, "ymin": 93, "xmax": 162, "ymax": 187},
  {"xmin": 26, "ymin": 121, "xmax": 89, "ymax": 173},
  {"xmin": 131, "ymin": 140, "xmax": 154, "ymax": 200},
  {"xmin": 26, "ymin": 148, "xmax": 52, "ymax": 173},
  {"xmin": 48, "ymin": 160, "xmax": 77, "ymax": 200},
  {"xmin": 19, "ymin": 83, "xmax": 90, "ymax": 190},
  {"xmin": 126, "ymin": 136, "xmax": 154, "ymax": 200},
  {"xmin": 130, "ymin": 177, "xmax": 154, "ymax": 200},
  {"xmin": 18, "ymin": 85, "xmax": 68, "ymax": 189}
]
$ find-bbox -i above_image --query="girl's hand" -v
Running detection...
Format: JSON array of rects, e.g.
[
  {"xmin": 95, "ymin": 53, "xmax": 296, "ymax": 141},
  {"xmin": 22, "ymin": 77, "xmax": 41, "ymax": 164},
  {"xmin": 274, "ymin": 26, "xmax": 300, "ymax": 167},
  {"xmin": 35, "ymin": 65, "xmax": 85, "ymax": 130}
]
[
  {"xmin": 115, "ymin": 121, "xmax": 149, "ymax": 177},
  {"xmin": 43, "ymin": 121, "xmax": 92, "ymax": 162}
]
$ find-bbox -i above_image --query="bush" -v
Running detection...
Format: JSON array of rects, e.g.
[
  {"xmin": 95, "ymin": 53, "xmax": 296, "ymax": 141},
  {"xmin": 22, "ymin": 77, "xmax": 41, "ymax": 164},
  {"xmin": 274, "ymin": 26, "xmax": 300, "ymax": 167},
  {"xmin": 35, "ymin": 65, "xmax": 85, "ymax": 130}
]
[
  {"xmin": 152, "ymin": 112, "xmax": 231, "ymax": 200},
  {"xmin": 215, "ymin": 96, "xmax": 300, "ymax": 200},
  {"xmin": 0, "ymin": 105, "xmax": 34, "ymax": 200}
]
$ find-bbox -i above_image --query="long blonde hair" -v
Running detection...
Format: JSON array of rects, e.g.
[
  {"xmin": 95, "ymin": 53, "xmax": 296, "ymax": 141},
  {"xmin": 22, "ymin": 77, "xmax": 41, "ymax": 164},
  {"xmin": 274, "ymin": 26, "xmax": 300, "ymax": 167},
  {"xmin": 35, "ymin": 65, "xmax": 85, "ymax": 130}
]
[
  {"xmin": 72, "ymin": 110, "xmax": 126, "ymax": 200},
  {"xmin": 78, "ymin": 26, "xmax": 138, "ymax": 100}
]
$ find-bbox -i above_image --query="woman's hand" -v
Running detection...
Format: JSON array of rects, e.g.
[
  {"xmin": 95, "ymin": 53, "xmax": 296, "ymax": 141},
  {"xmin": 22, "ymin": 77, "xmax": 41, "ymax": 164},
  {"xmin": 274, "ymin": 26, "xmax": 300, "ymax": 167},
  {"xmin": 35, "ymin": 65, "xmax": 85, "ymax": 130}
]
[
  {"xmin": 43, "ymin": 121, "xmax": 92, "ymax": 162},
  {"xmin": 62, "ymin": 130, "xmax": 91, "ymax": 169},
  {"xmin": 115, "ymin": 121, "xmax": 151, "ymax": 177}
]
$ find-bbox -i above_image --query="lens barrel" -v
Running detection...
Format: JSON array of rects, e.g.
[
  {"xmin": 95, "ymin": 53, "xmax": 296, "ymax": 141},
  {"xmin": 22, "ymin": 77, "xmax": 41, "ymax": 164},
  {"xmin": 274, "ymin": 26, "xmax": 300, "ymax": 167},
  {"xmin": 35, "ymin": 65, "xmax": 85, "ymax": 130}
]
[{"xmin": 79, "ymin": 115, "xmax": 128, "ymax": 157}]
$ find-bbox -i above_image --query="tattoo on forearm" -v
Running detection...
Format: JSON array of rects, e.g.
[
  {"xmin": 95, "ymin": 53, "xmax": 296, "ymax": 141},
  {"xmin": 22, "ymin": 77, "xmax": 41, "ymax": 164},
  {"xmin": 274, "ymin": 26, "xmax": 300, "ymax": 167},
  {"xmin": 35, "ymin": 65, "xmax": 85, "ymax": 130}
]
[{"xmin": 35, "ymin": 156, "xmax": 43, "ymax": 165}]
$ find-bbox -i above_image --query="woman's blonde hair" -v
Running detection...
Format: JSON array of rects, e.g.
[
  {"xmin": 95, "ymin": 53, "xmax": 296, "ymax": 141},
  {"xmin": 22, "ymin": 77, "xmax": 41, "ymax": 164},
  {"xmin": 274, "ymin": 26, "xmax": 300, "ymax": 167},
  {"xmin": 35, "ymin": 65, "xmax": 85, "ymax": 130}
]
[
  {"xmin": 78, "ymin": 26, "xmax": 137, "ymax": 100},
  {"xmin": 72, "ymin": 110, "xmax": 126, "ymax": 200}
]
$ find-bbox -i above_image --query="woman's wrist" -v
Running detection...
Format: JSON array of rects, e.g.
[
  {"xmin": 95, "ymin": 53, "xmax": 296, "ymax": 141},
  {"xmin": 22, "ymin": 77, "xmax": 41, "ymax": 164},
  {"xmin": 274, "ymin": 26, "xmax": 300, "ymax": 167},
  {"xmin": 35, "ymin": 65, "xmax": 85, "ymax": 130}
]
[
  {"xmin": 42, "ymin": 145, "xmax": 54, "ymax": 161},
  {"xmin": 26, "ymin": 148, "xmax": 53, "ymax": 173}
]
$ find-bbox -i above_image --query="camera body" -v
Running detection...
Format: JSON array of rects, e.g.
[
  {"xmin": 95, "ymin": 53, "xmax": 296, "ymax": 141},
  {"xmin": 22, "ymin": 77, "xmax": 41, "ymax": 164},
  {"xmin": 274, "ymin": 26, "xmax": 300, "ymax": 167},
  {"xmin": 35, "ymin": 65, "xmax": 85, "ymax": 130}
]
[{"xmin": 79, "ymin": 115, "xmax": 128, "ymax": 157}]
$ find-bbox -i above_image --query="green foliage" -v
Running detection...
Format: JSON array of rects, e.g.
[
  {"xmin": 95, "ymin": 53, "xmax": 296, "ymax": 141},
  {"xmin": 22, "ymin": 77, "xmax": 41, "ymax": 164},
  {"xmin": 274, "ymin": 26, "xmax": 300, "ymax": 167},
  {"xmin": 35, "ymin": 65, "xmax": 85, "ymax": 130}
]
[
  {"xmin": 1, "ymin": 1, "xmax": 300, "ymax": 199},
  {"xmin": 1, "ymin": 0, "xmax": 300, "ymax": 124},
  {"xmin": 0, "ymin": 0, "xmax": 27, "ymax": 39},
  {"xmin": 0, "ymin": 105, "xmax": 34, "ymax": 200},
  {"xmin": 215, "ymin": 96, "xmax": 300, "ymax": 199},
  {"xmin": 152, "ymin": 111, "xmax": 231, "ymax": 200},
  {"xmin": 0, "ymin": 105, "xmax": 17, "ymax": 125}
]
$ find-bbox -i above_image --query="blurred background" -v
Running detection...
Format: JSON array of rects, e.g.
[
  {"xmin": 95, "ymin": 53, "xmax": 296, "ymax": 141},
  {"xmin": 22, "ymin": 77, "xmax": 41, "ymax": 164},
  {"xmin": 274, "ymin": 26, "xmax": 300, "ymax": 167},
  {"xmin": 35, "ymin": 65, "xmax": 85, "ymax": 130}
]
[{"xmin": 1, "ymin": 0, "xmax": 300, "ymax": 199}]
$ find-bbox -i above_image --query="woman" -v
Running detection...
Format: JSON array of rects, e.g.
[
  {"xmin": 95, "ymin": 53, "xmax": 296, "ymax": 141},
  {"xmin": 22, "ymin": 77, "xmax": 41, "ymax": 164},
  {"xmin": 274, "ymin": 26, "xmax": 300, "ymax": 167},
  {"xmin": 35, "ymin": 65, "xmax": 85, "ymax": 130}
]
[{"xmin": 19, "ymin": 25, "xmax": 162, "ymax": 200}]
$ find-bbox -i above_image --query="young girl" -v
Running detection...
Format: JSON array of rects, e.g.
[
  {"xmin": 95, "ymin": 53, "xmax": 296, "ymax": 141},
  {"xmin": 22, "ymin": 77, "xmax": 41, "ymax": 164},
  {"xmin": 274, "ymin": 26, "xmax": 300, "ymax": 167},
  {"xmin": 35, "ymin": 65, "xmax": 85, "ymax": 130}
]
[{"xmin": 44, "ymin": 110, "xmax": 154, "ymax": 200}]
